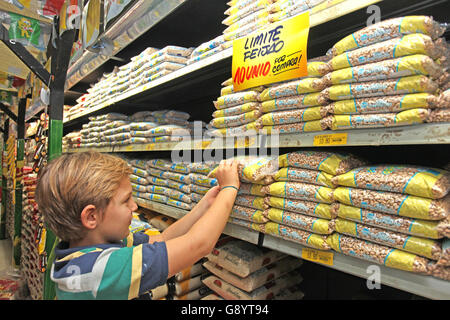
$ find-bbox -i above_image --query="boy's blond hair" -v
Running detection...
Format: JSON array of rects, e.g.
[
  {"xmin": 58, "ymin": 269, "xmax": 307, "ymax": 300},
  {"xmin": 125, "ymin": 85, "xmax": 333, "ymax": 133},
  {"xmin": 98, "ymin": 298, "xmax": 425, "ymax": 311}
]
[{"xmin": 35, "ymin": 151, "xmax": 132, "ymax": 242}]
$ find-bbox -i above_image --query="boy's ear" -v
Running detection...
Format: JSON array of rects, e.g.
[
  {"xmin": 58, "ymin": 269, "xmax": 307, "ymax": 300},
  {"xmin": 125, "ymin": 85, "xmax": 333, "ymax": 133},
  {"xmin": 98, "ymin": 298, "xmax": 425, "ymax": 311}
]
[{"xmin": 80, "ymin": 205, "xmax": 100, "ymax": 230}]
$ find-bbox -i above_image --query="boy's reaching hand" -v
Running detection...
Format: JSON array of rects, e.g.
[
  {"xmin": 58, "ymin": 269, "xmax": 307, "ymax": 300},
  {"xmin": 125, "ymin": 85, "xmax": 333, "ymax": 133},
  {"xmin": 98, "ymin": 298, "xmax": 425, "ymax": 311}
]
[{"xmin": 215, "ymin": 159, "xmax": 240, "ymax": 190}]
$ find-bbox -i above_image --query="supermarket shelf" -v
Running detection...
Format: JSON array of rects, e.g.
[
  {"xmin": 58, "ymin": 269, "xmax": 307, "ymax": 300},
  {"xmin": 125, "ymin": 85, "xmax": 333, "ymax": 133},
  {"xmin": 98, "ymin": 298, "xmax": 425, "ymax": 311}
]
[
  {"xmin": 134, "ymin": 198, "xmax": 450, "ymax": 300},
  {"xmin": 65, "ymin": 0, "xmax": 187, "ymax": 90},
  {"xmin": 63, "ymin": 0, "xmax": 383, "ymax": 125},
  {"xmin": 63, "ymin": 123, "xmax": 450, "ymax": 153}
]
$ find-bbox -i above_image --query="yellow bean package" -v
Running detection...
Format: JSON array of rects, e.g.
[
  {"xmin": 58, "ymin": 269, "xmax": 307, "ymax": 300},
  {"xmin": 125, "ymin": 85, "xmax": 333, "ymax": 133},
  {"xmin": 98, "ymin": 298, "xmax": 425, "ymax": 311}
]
[
  {"xmin": 265, "ymin": 196, "xmax": 336, "ymax": 220},
  {"xmin": 332, "ymin": 165, "xmax": 450, "ymax": 199},
  {"xmin": 334, "ymin": 218, "xmax": 442, "ymax": 260},
  {"xmin": 329, "ymin": 16, "xmax": 446, "ymax": 56},
  {"xmin": 332, "ymin": 186, "xmax": 449, "ymax": 220},
  {"xmin": 262, "ymin": 181, "xmax": 334, "ymax": 203},
  {"xmin": 264, "ymin": 208, "xmax": 335, "ymax": 234}
]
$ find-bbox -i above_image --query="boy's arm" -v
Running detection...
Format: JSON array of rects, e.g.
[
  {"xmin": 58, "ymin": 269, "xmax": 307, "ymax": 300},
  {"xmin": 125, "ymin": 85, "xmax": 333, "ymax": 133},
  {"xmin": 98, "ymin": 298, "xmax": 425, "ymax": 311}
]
[
  {"xmin": 147, "ymin": 186, "xmax": 220, "ymax": 244},
  {"xmin": 163, "ymin": 160, "xmax": 240, "ymax": 278}
]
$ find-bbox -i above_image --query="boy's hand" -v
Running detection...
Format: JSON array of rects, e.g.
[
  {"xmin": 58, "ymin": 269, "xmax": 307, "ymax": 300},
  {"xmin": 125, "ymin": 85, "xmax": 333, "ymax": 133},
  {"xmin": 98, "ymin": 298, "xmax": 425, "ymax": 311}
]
[
  {"xmin": 215, "ymin": 159, "xmax": 240, "ymax": 190},
  {"xmin": 201, "ymin": 185, "xmax": 220, "ymax": 207}
]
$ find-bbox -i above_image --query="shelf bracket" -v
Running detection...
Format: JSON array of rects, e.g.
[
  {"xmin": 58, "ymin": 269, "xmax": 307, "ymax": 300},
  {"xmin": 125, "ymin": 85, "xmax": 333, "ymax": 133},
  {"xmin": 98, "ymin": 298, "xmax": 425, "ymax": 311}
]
[
  {"xmin": 0, "ymin": 24, "xmax": 51, "ymax": 85},
  {"xmin": 0, "ymin": 102, "xmax": 17, "ymax": 123}
]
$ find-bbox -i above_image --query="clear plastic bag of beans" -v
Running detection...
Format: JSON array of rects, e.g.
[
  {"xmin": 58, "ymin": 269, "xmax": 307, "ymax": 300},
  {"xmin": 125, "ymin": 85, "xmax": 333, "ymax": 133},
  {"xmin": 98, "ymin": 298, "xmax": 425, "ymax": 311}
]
[
  {"xmin": 264, "ymin": 207, "xmax": 335, "ymax": 234},
  {"xmin": 437, "ymin": 89, "xmax": 450, "ymax": 107},
  {"xmin": 264, "ymin": 222, "xmax": 331, "ymax": 250},
  {"xmin": 265, "ymin": 196, "xmax": 336, "ymax": 220},
  {"xmin": 260, "ymin": 93, "xmax": 323, "ymax": 113},
  {"xmin": 273, "ymin": 167, "xmax": 335, "ymax": 188},
  {"xmin": 332, "ymin": 186, "xmax": 450, "ymax": 220},
  {"xmin": 327, "ymin": 93, "xmax": 439, "ymax": 114},
  {"xmin": 212, "ymin": 102, "xmax": 260, "ymax": 118},
  {"xmin": 211, "ymin": 110, "xmax": 262, "ymax": 128},
  {"xmin": 237, "ymin": 183, "xmax": 266, "ymax": 196},
  {"xmin": 331, "ymin": 203, "xmax": 449, "ymax": 239},
  {"xmin": 334, "ymin": 218, "xmax": 442, "ymax": 260},
  {"xmin": 327, "ymin": 233, "xmax": 429, "ymax": 273},
  {"xmin": 262, "ymin": 181, "xmax": 334, "ymax": 203},
  {"xmin": 277, "ymin": 150, "xmax": 367, "ymax": 175},
  {"xmin": 262, "ymin": 119, "xmax": 328, "ymax": 134},
  {"xmin": 436, "ymin": 239, "xmax": 450, "ymax": 266},
  {"xmin": 319, "ymin": 76, "xmax": 439, "ymax": 102},
  {"xmin": 329, "ymin": 16, "xmax": 446, "ymax": 57},
  {"xmin": 167, "ymin": 198, "xmax": 193, "ymax": 210},
  {"xmin": 231, "ymin": 205, "xmax": 269, "ymax": 223},
  {"xmin": 427, "ymin": 263, "xmax": 450, "ymax": 281},
  {"xmin": 328, "ymin": 34, "xmax": 446, "ymax": 71},
  {"xmin": 322, "ymin": 54, "xmax": 444, "ymax": 86},
  {"xmin": 329, "ymin": 108, "xmax": 430, "ymax": 130},
  {"xmin": 332, "ymin": 165, "xmax": 450, "ymax": 199},
  {"xmin": 258, "ymin": 78, "xmax": 326, "ymax": 101},
  {"xmin": 214, "ymin": 91, "xmax": 260, "ymax": 109},
  {"xmin": 234, "ymin": 195, "xmax": 266, "ymax": 210},
  {"xmin": 428, "ymin": 108, "xmax": 450, "ymax": 122},
  {"xmin": 259, "ymin": 107, "xmax": 324, "ymax": 126},
  {"xmin": 189, "ymin": 173, "xmax": 218, "ymax": 188}
]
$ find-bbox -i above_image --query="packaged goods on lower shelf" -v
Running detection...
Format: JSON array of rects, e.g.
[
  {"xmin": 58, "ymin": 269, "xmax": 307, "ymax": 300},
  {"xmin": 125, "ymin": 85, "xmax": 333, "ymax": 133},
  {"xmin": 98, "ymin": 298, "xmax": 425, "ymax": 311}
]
[
  {"xmin": 175, "ymin": 261, "xmax": 205, "ymax": 282},
  {"xmin": 203, "ymin": 256, "xmax": 302, "ymax": 292},
  {"xmin": 149, "ymin": 215, "xmax": 176, "ymax": 231},
  {"xmin": 202, "ymin": 270, "xmax": 303, "ymax": 300},
  {"xmin": 206, "ymin": 239, "xmax": 287, "ymax": 278}
]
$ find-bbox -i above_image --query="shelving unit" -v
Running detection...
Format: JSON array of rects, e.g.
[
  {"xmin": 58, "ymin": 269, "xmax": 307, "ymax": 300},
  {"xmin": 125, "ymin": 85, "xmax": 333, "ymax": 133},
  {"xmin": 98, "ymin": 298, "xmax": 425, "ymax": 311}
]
[
  {"xmin": 57, "ymin": 0, "xmax": 450, "ymax": 300},
  {"xmin": 134, "ymin": 198, "xmax": 450, "ymax": 300}
]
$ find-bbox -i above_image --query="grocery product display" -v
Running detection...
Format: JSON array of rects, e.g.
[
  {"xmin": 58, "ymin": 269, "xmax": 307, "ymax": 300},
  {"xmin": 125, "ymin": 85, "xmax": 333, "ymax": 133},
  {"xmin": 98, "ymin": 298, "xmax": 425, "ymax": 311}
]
[{"xmin": 1, "ymin": 0, "xmax": 449, "ymax": 302}]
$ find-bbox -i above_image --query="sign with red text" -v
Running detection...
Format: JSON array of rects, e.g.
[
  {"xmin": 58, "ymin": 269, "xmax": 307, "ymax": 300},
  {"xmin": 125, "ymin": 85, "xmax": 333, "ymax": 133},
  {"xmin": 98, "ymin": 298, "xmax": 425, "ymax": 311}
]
[{"xmin": 232, "ymin": 11, "xmax": 310, "ymax": 91}]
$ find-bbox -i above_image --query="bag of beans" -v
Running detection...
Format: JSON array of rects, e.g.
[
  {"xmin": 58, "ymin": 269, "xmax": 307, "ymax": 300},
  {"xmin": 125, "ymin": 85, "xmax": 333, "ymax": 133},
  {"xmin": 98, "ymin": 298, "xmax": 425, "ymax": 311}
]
[
  {"xmin": 262, "ymin": 181, "xmax": 334, "ymax": 203},
  {"xmin": 264, "ymin": 222, "xmax": 331, "ymax": 250},
  {"xmin": 262, "ymin": 119, "xmax": 328, "ymax": 134},
  {"xmin": 261, "ymin": 93, "xmax": 323, "ymax": 113},
  {"xmin": 320, "ymin": 76, "xmax": 439, "ymax": 102},
  {"xmin": 235, "ymin": 195, "xmax": 267, "ymax": 210},
  {"xmin": 167, "ymin": 198, "xmax": 193, "ymax": 210},
  {"xmin": 428, "ymin": 108, "xmax": 450, "ymax": 122},
  {"xmin": 213, "ymin": 102, "xmax": 261, "ymax": 118},
  {"xmin": 331, "ymin": 203, "xmax": 450, "ymax": 239},
  {"xmin": 237, "ymin": 183, "xmax": 266, "ymax": 196},
  {"xmin": 323, "ymin": 54, "xmax": 444, "ymax": 86},
  {"xmin": 258, "ymin": 78, "xmax": 326, "ymax": 102},
  {"xmin": 231, "ymin": 205, "xmax": 269, "ymax": 223},
  {"xmin": 273, "ymin": 167, "xmax": 335, "ymax": 188},
  {"xmin": 334, "ymin": 218, "xmax": 442, "ymax": 260},
  {"xmin": 277, "ymin": 150, "xmax": 366, "ymax": 175},
  {"xmin": 332, "ymin": 165, "xmax": 450, "ymax": 199},
  {"xmin": 328, "ymin": 34, "xmax": 446, "ymax": 72},
  {"xmin": 329, "ymin": 16, "xmax": 446, "ymax": 56},
  {"xmin": 327, "ymin": 93, "xmax": 439, "ymax": 114},
  {"xmin": 258, "ymin": 107, "xmax": 324, "ymax": 126},
  {"xmin": 327, "ymin": 233, "xmax": 429, "ymax": 274},
  {"xmin": 214, "ymin": 91, "xmax": 260, "ymax": 109},
  {"xmin": 264, "ymin": 207, "xmax": 335, "ymax": 234},
  {"xmin": 265, "ymin": 196, "xmax": 336, "ymax": 219},
  {"xmin": 332, "ymin": 187, "xmax": 450, "ymax": 220}
]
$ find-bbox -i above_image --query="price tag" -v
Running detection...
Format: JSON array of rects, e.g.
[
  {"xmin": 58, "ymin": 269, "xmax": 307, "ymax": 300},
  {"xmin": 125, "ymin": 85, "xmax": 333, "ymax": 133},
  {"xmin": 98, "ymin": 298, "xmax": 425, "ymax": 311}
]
[
  {"xmin": 301, "ymin": 248, "xmax": 334, "ymax": 266},
  {"xmin": 313, "ymin": 133, "xmax": 348, "ymax": 146}
]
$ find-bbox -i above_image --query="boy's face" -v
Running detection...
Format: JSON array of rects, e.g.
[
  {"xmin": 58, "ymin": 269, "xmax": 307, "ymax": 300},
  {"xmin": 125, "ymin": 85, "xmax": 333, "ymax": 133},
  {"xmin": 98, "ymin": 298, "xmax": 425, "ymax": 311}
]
[{"xmin": 97, "ymin": 175, "xmax": 138, "ymax": 243}]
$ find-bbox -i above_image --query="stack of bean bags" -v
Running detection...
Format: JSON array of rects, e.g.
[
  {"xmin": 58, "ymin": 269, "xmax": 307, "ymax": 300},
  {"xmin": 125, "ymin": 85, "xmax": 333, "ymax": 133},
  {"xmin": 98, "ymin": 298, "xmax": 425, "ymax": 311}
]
[
  {"xmin": 188, "ymin": 162, "xmax": 219, "ymax": 203},
  {"xmin": 201, "ymin": 237, "xmax": 304, "ymax": 300},
  {"xmin": 319, "ymin": 15, "xmax": 449, "ymax": 131},
  {"xmin": 258, "ymin": 150, "xmax": 366, "ymax": 250},
  {"xmin": 330, "ymin": 165, "xmax": 450, "ymax": 280},
  {"xmin": 169, "ymin": 260, "xmax": 213, "ymax": 300},
  {"xmin": 255, "ymin": 60, "xmax": 330, "ymax": 134},
  {"xmin": 209, "ymin": 80, "xmax": 265, "ymax": 137},
  {"xmin": 80, "ymin": 113, "xmax": 130, "ymax": 148}
]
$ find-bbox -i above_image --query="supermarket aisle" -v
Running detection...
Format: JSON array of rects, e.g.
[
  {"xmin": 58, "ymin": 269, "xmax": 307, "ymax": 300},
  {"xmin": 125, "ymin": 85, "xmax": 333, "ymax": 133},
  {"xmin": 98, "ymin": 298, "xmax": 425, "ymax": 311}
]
[{"xmin": 0, "ymin": 239, "xmax": 12, "ymax": 270}]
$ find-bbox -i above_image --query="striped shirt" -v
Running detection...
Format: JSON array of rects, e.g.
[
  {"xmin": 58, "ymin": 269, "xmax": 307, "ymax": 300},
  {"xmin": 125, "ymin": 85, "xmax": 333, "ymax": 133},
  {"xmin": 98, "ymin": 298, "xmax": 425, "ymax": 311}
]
[{"xmin": 51, "ymin": 232, "xmax": 168, "ymax": 300}]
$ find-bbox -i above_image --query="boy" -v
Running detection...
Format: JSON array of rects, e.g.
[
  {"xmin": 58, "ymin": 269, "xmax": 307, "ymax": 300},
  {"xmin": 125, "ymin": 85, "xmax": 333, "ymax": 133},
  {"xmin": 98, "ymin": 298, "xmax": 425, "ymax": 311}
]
[{"xmin": 35, "ymin": 151, "xmax": 240, "ymax": 300}]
